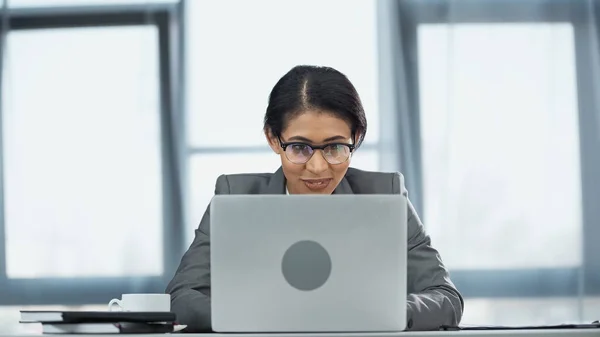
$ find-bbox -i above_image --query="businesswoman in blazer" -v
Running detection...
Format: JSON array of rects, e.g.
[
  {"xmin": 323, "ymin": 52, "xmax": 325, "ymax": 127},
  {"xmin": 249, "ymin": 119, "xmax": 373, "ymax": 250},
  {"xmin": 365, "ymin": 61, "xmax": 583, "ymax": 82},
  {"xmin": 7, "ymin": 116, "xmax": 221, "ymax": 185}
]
[{"xmin": 166, "ymin": 65, "xmax": 464, "ymax": 331}]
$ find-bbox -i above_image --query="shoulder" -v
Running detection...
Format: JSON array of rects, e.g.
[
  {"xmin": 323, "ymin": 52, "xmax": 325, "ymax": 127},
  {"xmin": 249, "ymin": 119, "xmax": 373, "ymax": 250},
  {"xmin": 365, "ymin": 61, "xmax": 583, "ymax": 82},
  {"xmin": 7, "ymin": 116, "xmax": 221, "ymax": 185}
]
[
  {"xmin": 344, "ymin": 167, "xmax": 406, "ymax": 195},
  {"xmin": 214, "ymin": 172, "xmax": 273, "ymax": 194}
]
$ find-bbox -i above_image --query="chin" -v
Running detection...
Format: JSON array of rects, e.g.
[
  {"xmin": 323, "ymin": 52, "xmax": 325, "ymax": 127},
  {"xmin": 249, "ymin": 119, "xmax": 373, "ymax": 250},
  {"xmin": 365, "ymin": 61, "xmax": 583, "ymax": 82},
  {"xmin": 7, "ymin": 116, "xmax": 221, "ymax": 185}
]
[
  {"xmin": 293, "ymin": 184, "xmax": 334, "ymax": 195},
  {"xmin": 297, "ymin": 187, "xmax": 329, "ymax": 195}
]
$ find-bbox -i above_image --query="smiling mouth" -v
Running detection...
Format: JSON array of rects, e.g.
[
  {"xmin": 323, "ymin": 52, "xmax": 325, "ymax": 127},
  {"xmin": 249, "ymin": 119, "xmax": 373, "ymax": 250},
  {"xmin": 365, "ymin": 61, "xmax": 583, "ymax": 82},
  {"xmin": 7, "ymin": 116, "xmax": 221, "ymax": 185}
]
[{"xmin": 301, "ymin": 178, "xmax": 333, "ymax": 190}]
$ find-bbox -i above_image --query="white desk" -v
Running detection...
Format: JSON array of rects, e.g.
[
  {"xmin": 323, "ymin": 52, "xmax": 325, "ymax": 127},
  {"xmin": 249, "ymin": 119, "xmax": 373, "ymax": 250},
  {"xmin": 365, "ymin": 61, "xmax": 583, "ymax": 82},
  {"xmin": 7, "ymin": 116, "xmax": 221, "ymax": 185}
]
[
  {"xmin": 2, "ymin": 329, "xmax": 600, "ymax": 337},
  {"xmin": 202, "ymin": 330, "xmax": 599, "ymax": 337},
  {"xmin": 196, "ymin": 330, "xmax": 600, "ymax": 337}
]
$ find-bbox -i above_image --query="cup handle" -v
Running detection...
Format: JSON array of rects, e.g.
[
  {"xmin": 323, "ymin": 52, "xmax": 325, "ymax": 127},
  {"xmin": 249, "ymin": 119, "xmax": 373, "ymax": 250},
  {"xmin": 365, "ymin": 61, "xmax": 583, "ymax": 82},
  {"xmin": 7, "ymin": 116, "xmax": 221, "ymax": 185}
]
[{"xmin": 108, "ymin": 299, "xmax": 123, "ymax": 312}]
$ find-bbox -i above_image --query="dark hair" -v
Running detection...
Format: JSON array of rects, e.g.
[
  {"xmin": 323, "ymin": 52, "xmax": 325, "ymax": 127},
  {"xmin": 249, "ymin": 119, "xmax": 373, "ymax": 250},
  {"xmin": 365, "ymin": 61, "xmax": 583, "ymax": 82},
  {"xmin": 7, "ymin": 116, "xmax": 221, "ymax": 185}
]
[{"xmin": 263, "ymin": 65, "xmax": 367, "ymax": 148}]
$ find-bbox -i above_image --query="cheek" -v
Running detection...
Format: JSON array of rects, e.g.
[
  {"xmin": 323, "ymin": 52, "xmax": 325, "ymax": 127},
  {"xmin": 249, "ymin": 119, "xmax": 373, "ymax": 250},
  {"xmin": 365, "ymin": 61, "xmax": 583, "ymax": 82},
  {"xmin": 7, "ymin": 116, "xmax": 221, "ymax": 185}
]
[
  {"xmin": 279, "ymin": 153, "xmax": 303, "ymax": 176},
  {"xmin": 331, "ymin": 161, "xmax": 350, "ymax": 176}
]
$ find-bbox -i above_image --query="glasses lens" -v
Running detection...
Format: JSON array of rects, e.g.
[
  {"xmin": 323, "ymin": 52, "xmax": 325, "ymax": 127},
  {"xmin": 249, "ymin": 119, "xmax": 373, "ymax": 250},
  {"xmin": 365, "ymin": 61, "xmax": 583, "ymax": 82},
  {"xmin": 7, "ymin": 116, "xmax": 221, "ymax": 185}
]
[
  {"xmin": 285, "ymin": 144, "xmax": 314, "ymax": 164},
  {"xmin": 323, "ymin": 144, "xmax": 351, "ymax": 164}
]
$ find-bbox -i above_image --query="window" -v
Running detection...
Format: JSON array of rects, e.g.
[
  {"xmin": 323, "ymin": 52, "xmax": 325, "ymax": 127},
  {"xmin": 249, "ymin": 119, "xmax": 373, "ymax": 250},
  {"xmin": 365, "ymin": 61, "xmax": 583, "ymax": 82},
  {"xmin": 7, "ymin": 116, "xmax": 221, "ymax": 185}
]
[
  {"xmin": 463, "ymin": 298, "xmax": 580, "ymax": 325},
  {"xmin": 187, "ymin": 152, "xmax": 281, "ymax": 231},
  {"xmin": 418, "ymin": 23, "xmax": 582, "ymax": 270},
  {"xmin": 349, "ymin": 149, "xmax": 379, "ymax": 173},
  {"xmin": 186, "ymin": 0, "xmax": 379, "ymax": 148},
  {"xmin": 398, "ymin": 0, "xmax": 600, "ymax": 325},
  {"xmin": 185, "ymin": 0, "xmax": 381, "ymax": 243},
  {"xmin": 0, "ymin": 3, "xmax": 180, "ymax": 306},
  {"xmin": 3, "ymin": 26, "xmax": 163, "ymax": 279},
  {"xmin": 462, "ymin": 296, "xmax": 600, "ymax": 325}
]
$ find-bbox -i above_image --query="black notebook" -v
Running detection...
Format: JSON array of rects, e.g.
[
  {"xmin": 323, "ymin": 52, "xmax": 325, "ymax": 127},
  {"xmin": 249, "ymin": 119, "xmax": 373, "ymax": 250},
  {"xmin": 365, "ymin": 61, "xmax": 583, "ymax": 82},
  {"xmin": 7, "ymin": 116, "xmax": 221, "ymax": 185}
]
[{"xmin": 20, "ymin": 311, "xmax": 176, "ymax": 324}]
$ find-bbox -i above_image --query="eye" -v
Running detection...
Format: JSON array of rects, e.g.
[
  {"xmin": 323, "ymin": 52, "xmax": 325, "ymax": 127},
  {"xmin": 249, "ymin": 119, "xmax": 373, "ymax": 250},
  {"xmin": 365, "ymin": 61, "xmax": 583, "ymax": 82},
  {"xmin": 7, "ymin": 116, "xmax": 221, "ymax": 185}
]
[
  {"xmin": 290, "ymin": 144, "xmax": 311, "ymax": 154},
  {"xmin": 326, "ymin": 144, "xmax": 345, "ymax": 155},
  {"xmin": 291, "ymin": 144, "xmax": 305, "ymax": 151}
]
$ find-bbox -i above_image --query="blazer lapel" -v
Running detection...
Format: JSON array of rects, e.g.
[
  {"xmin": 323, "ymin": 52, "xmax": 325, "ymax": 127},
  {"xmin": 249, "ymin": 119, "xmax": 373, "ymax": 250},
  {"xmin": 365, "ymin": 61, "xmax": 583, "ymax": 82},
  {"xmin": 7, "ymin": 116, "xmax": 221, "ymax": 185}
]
[
  {"xmin": 263, "ymin": 166, "xmax": 354, "ymax": 195},
  {"xmin": 333, "ymin": 176, "xmax": 353, "ymax": 194},
  {"xmin": 264, "ymin": 167, "xmax": 286, "ymax": 194}
]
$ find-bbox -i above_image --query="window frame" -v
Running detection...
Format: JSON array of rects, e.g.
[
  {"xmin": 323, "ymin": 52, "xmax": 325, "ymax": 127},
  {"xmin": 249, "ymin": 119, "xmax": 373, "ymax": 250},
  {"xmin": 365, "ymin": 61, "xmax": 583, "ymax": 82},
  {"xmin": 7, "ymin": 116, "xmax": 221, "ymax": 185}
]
[
  {"xmin": 385, "ymin": 0, "xmax": 600, "ymax": 298},
  {"xmin": 0, "ymin": 2, "xmax": 186, "ymax": 305}
]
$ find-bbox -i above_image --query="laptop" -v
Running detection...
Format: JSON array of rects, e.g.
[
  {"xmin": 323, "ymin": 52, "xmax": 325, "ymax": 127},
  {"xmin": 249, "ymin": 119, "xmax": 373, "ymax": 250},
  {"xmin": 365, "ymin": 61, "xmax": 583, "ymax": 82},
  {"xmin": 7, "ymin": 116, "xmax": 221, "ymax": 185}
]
[{"xmin": 210, "ymin": 194, "xmax": 408, "ymax": 333}]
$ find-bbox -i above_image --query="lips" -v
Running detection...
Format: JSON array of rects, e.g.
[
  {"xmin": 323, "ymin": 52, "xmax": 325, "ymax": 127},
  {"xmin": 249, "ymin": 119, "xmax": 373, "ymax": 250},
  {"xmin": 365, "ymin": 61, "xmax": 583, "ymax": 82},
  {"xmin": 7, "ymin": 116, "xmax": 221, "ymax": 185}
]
[{"xmin": 301, "ymin": 178, "xmax": 333, "ymax": 191}]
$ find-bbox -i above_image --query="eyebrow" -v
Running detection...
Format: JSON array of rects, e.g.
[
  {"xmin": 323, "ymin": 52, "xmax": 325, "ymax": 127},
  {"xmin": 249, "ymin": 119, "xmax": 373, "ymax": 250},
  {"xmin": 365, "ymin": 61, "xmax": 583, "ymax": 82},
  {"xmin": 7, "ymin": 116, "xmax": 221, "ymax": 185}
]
[{"xmin": 287, "ymin": 135, "xmax": 348, "ymax": 143}]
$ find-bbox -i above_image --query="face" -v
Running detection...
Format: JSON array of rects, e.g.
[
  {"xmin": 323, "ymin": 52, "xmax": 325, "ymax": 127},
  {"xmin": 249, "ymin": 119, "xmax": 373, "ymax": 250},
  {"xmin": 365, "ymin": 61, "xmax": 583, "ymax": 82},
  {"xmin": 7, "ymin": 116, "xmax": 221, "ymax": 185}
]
[{"xmin": 266, "ymin": 110, "xmax": 354, "ymax": 195}]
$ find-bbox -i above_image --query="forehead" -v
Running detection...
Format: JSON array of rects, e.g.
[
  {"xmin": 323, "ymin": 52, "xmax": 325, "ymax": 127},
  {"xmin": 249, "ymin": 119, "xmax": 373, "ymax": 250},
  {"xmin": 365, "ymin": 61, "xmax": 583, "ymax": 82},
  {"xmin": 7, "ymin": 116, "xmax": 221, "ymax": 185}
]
[{"xmin": 282, "ymin": 111, "xmax": 352, "ymax": 141}]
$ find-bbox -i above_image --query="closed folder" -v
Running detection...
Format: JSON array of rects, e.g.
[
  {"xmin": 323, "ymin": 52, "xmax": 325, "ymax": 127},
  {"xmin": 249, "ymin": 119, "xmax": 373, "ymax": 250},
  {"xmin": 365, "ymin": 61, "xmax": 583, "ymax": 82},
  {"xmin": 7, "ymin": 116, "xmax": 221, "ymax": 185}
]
[
  {"xmin": 20, "ymin": 311, "xmax": 176, "ymax": 324},
  {"xmin": 42, "ymin": 322, "xmax": 174, "ymax": 334}
]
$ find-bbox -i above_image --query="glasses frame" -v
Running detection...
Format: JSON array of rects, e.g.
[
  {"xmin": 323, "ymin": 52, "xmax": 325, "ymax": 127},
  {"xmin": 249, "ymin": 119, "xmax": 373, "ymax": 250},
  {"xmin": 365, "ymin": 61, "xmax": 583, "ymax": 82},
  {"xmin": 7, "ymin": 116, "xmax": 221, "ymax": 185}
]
[{"xmin": 278, "ymin": 137, "xmax": 356, "ymax": 165}]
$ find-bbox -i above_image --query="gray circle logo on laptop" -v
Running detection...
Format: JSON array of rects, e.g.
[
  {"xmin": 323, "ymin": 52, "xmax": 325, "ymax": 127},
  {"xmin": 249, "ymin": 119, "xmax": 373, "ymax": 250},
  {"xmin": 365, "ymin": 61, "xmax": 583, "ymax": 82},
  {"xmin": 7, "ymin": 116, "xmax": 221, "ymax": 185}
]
[{"xmin": 281, "ymin": 240, "xmax": 332, "ymax": 291}]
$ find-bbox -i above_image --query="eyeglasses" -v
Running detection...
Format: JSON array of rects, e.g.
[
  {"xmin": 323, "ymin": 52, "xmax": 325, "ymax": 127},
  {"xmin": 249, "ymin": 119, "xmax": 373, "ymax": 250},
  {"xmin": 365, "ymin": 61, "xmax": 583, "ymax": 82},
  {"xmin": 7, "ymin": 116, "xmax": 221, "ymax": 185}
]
[{"xmin": 278, "ymin": 138, "xmax": 355, "ymax": 165}]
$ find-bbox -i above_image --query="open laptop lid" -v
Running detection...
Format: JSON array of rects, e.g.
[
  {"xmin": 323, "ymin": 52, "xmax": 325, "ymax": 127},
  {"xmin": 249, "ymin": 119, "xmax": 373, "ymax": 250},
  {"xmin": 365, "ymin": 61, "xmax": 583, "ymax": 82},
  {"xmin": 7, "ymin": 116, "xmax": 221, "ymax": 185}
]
[{"xmin": 210, "ymin": 194, "xmax": 408, "ymax": 332}]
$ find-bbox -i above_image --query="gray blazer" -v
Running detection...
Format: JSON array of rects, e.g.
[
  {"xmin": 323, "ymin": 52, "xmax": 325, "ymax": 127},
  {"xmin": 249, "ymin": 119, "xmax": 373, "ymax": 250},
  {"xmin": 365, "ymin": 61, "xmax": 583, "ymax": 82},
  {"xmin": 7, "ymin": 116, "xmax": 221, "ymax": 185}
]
[{"xmin": 166, "ymin": 167, "xmax": 463, "ymax": 332}]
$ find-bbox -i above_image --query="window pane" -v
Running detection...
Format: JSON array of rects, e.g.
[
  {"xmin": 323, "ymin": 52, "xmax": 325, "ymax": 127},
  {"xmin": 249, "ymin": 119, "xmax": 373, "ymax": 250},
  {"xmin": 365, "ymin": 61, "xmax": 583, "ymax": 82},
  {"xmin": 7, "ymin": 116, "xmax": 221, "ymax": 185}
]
[
  {"xmin": 8, "ymin": 0, "xmax": 176, "ymax": 7},
  {"xmin": 583, "ymin": 297, "xmax": 600, "ymax": 323},
  {"xmin": 350, "ymin": 149, "xmax": 379, "ymax": 172},
  {"xmin": 186, "ymin": 0, "xmax": 379, "ymax": 148},
  {"xmin": 463, "ymin": 298, "xmax": 581, "ymax": 325},
  {"xmin": 3, "ymin": 27, "xmax": 163, "ymax": 278},
  {"xmin": 418, "ymin": 24, "xmax": 582, "ymax": 269},
  {"xmin": 187, "ymin": 152, "xmax": 281, "ymax": 243}
]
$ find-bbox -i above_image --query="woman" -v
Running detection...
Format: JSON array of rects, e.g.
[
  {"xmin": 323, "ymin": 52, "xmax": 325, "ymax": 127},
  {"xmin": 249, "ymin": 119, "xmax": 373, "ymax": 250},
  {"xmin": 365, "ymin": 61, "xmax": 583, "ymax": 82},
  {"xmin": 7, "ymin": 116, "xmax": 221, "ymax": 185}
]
[{"xmin": 166, "ymin": 65, "xmax": 463, "ymax": 331}]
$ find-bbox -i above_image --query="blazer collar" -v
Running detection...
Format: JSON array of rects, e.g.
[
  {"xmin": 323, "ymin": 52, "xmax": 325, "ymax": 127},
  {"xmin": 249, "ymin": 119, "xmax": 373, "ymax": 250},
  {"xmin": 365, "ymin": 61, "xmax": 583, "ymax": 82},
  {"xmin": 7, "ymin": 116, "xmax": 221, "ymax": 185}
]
[
  {"xmin": 265, "ymin": 167, "xmax": 287, "ymax": 194},
  {"xmin": 266, "ymin": 167, "xmax": 354, "ymax": 195},
  {"xmin": 333, "ymin": 175, "xmax": 353, "ymax": 194}
]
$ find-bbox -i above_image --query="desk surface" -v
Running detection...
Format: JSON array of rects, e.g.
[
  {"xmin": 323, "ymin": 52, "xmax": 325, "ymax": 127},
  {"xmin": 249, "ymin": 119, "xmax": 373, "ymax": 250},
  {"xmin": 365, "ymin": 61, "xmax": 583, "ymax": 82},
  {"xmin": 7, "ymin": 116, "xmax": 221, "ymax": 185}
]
[
  {"xmin": 204, "ymin": 330, "xmax": 600, "ymax": 337},
  {"xmin": 2, "ymin": 329, "xmax": 600, "ymax": 337}
]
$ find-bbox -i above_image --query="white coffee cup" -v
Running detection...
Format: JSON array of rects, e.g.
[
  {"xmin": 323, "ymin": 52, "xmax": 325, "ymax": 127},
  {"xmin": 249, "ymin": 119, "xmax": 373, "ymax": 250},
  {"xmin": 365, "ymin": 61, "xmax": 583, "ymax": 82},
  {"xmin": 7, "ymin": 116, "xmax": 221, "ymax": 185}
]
[{"xmin": 108, "ymin": 293, "xmax": 171, "ymax": 312}]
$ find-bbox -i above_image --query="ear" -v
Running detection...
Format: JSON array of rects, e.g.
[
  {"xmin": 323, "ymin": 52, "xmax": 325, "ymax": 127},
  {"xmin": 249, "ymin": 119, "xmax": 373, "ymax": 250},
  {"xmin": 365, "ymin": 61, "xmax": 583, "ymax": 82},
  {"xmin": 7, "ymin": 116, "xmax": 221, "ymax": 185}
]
[{"xmin": 264, "ymin": 128, "xmax": 280, "ymax": 154}]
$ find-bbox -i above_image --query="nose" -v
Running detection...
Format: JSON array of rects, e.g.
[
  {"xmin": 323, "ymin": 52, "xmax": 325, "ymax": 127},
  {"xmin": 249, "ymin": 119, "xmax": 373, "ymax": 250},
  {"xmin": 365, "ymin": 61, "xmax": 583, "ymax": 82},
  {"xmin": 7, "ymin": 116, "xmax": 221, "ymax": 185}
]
[{"xmin": 305, "ymin": 150, "xmax": 329, "ymax": 174}]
